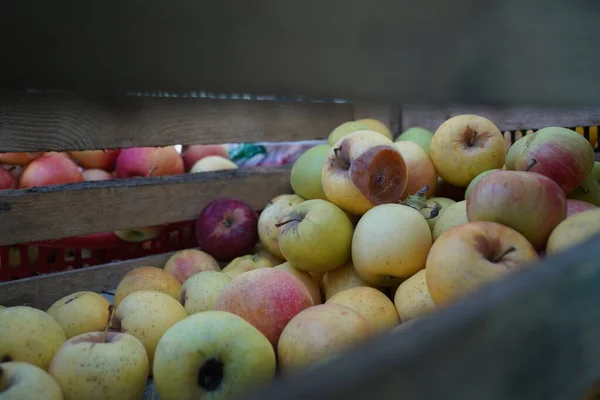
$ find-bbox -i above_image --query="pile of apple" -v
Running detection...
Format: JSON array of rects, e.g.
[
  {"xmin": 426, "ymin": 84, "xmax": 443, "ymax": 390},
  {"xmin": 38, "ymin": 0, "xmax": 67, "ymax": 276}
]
[{"xmin": 3, "ymin": 114, "xmax": 600, "ymax": 400}]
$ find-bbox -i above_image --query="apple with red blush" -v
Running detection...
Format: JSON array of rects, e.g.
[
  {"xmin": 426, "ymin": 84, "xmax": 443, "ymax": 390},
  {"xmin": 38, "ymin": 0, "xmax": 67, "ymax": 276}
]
[
  {"xmin": 19, "ymin": 153, "xmax": 83, "ymax": 188},
  {"xmin": 82, "ymin": 169, "xmax": 113, "ymax": 181},
  {"xmin": 115, "ymin": 146, "xmax": 184, "ymax": 178},
  {"xmin": 0, "ymin": 167, "xmax": 17, "ymax": 190},
  {"xmin": 195, "ymin": 198, "xmax": 259, "ymax": 262},
  {"xmin": 182, "ymin": 144, "xmax": 230, "ymax": 171},
  {"xmin": 70, "ymin": 149, "xmax": 121, "ymax": 171},
  {"xmin": 566, "ymin": 199, "xmax": 596, "ymax": 217}
]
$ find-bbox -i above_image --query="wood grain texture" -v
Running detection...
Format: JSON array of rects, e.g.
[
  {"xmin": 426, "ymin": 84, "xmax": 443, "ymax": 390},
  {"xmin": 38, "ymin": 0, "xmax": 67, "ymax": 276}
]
[
  {"xmin": 244, "ymin": 231, "xmax": 600, "ymax": 400},
  {"xmin": 0, "ymin": 167, "xmax": 292, "ymax": 246},
  {"xmin": 0, "ymin": 92, "xmax": 353, "ymax": 152}
]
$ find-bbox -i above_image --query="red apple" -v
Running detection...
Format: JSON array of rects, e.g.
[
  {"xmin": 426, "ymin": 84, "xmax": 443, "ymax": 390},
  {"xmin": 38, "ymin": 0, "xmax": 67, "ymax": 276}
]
[
  {"xmin": 195, "ymin": 198, "xmax": 259, "ymax": 261},
  {"xmin": 82, "ymin": 169, "xmax": 113, "ymax": 181},
  {"xmin": 466, "ymin": 170, "xmax": 567, "ymax": 250},
  {"xmin": 214, "ymin": 268, "xmax": 314, "ymax": 346},
  {"xmin": 566, "ymin": 199, "xmax": 596, "ymax": 217},
  {"xmin": 506, "ymin": 126, "xmax": 595, "ymax": 194},
  {"xmin": 3, "ymin": 165, "xmax": 24, "ymax": 182},
  {"xmin": 0, "ymin": 167, "xmax": 17, "ymax": 189},
  {"xmin": 70, "ymin": 149, "xmax": 121, "ymax": 171},
  {"xmin": 182, "ymin": 144, "xmax": 229, "ymax": 171},
  {"xmin": 20, "ymin": 153, "xmax": 83, "ymax": 188},
  {"xmin": 0, "ymin": 152, "xmax": 43, "ymax": 166},
  {"xmin": 115, "ymin": 146, "xmax": 184, "ymax": 178}
]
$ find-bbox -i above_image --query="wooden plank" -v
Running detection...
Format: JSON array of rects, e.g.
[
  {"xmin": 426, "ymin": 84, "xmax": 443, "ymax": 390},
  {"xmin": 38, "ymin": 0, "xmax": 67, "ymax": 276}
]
[
  {"xmin": 245, "ymin": 231, "xmax": 600, "ymax": 400},
  {"xmin": 401, "ymin": 106, "xmax": 600, "ymax": 133},
  {"xmin": 0, "ymin": 1, "xmax": 599, "ymax": 106},
  {"xmin": 353, "ymin": 104, "xmax": 401, "ymax": 139},
  {"xmin": 0, "ymin": 166, "xmax": 292, "ymax": 246},
  {"xmin": 0, "ymin": 92, "xmax": 354, "ymax": 152}
]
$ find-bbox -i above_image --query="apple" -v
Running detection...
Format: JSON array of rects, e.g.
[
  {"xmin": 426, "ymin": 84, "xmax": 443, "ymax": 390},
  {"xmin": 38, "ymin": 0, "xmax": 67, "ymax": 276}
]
[
  {"xmin": 274, "ymin": 262, "xmax": 322, "ymax": 305},
  {"xmin": 277, "ymin": 304, "xmax": 373, "ymax": 374},
  {"xmin": 3, "ymin": 165, "xmax": 24, "ymax": 182},
  {"xmin": 546, "ymin": 208, "xmax": 600, "ymax": 255},
  {"xmin": 19, "ymin": 153, "xmax": 83, "ymax": 188},
  {"xmin": 81, "ymin": 168, "xmax": 113, "ymax": 181},
  {"xmin": 505, "ymin": 133, "xmax": 529, "ymax": 170},
  {"xmin": 566, "ymin": 199, "xmax": 596, "ymax": 217},
  {"xmin": 46, "ymin": 291, "xmax": 112, "ymax": 339},
  {"xmin": 435, "ymin": 176, "xmax": 467, "ymax": 201},
  {"xmin": 163, "ymin": 248, "xmax": 220, "ymax": 284},
  {"xmin": 395, "ymin": 127, "xmax": 434, "ymax": 156},
  {"xmin": 70, "ymin": 149, "xmax": 121, "ymax": 171},
  {"xmin": 326, "ymin": 286, "xmax": 399, "ymax": 332},
  {"xmin": 48, "ymin": 330, "xmax": 149, "ymax": 400},
  {"xmin": 426, "ymin": 221, "xmax": 539, "ymax": 307},
  {"xmin": 506, "ymin": 126, "xmax": 595, "ymax": 193},
  {"xmin": 466, "ymin": 170, "xmax": 567, "ymax": 250},
  {"xmin": 180, "ymin": 271, "xmax": 233, "ymax": 314},
  {"xmin": 220, "ymin": 253, "xmax": 272, "ymax": 279},
  {"xmin": 290, "ymin": 143, "xmax": 330, "ymax": 200},
  {"xmin": 322, "ymin": 262, "xmax": 384, "ymax": 301},
  {"xmin": 190, "ymin": 156, "xmax": 238, "ymax": 173},
  {"xmin": 257, "ymin": 194, "xmax": 305, "ymax": 259},
  {"xmin": 0, "ymin": 306, "xmax": 66, "ymax": 370},
  {"xmin": 214, "ymin": 268, "xmax": 314, "ymax": 346},
  {"xmin": 352, "ymin": 203, "xmax": 432, "ymax": 287},
  {"xmin": 393, "ymin": 269, "xmax": 437, "ymax": 322},
  {"xmin": 430, "ymin": 114, "xmax": 506, "ymax": 187},
  {"xmin": 0, "ymin": 168, "xmax": 16, "ymax": 190},
  {"xmin": 114, "ymin": 289, "xmax": 188, "ymax": 375},
  {"xmin": 321, "ymin": 130, "xmax": 408, "ymax": 216},
  {"xmin": 326, "ymin": 120, "xmax": 369, "ymax": 145},
  {"xmin": 394, "ymin": 141, "xmax": 437, "ymax": 198},
  {"xmin": 415, "ymin": 197, "xmax": 457, "ymax": 234},
  {"xmin": 115, "ymin": 146, "xmax": 184, "ymax": 178},
  {"xmin": 252, "ymin": 243, "xmax": 285, "ymax": 267},
  {"xmin": 432, "ymin": 200, "xmax": 469, "ymax": 242},
  {"xmin": 0, "ymin": 152, "xmax": 43, "ymax": 166},
  {"xmin": 113, "ymin": 266, "xmax": 182, "ymax": 308},
  {"xmin": 182, "ymin": 144, "xmax": 229, "ymax": 171},
  {"xmin": 277, "ymin": 199, "xmax": 355, "ymax": 273},
  {"xmin": 355, "ymin": 118, "xmax": 394, "ymax": 141},
  {"xmin": 0, "ymin": 361, "xmax": 63, "ymax": 399},
  {"xmin": 464, "ymin": 168, "xmax": 500, "ymax": 199},
  {"xmin": 114, "ymin": 225, "xmax": 164, "ymax": 243},
  {"xmin": 195, "ymin": 198, "xmax": 259, "ymax": 262},
  {"xmin": 568, "ymin": 161, "xmax": 600, "ymax": 206},
  {"xmin": 153, "ymin": 311, "xmax": 276, "ymax": 400}
]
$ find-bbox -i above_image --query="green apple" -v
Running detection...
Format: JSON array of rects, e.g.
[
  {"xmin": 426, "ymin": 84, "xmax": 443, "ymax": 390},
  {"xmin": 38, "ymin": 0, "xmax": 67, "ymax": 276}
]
[
  {"xmin": 465, "ymin": 169, "xmax": 500, "ymax": 199},
  {"xmin": 326, "ymin": 121, "xmax": 370, "ymax": 145},
  {"xmin": 278, "ymin": 199, "xmax": 354, "ymax": 273},
  {"xmin": 290, "ymin": 144, "xmax": 330, "ymax": 200},
  {"xmin": 179, "ymin": 271, "xmax": 233, "ymax": 314},
  {"xmin": 395, "ymin": 127, "xmax": 434, "ymax": 155},
  {"xmin": 0, "ymin": 361, "xmax": 63, "ymax": 400},
  {"xmin": 0, "ymin": 306, "xmax": 67, "ymax": 370},
  {"xmin": 568, "ymin": 161, "xmax": 600, "ymax": 206},
  {"xmin": 153, "ymin": 310, "xmax": 276, "ymax": 400}
]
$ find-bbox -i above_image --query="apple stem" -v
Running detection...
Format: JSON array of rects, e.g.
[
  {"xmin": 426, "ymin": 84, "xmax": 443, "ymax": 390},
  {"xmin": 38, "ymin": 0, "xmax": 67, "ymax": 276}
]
[
  {"xmin": 400, "ymin": 184, "xmax": 430, "ymax": 211},
  {"xmin": 103, "ymin": 304, "xmax": 115, "ymax": 343},
  {"xmin": 275, "ymin": 219, "xmax": 302, "ymax": 228},
  {"xmin": 4, "ymin": 166, "xmax": 15, "ymax": 172},
  {"xmin": 468, "ymin": 129, "xmax": 479, "ymax": 146},
  {"xmin": 146, "ymin": 165, "xmax": 158, "ymax": 177},
  {"xmin": 101, "ymin": 289, "xmax": 115, "ymax": 297},
  {"xmin": 333, "ymin": 147, "xmax": 350, "ymax": 170},
  {"xmin": 414, "ymin": 184, "xmax": 430, "ymax": 198},
  {"xmin": 492, "ymin": 246, "xmax": 516, "ymax": 262},
  {"xmin": 525, "ymin": 158, "xmax": 537, "ymax": 172},
  {"xmin": 424, "ymin": 201, "xmax": 442, "ymax": 219}
]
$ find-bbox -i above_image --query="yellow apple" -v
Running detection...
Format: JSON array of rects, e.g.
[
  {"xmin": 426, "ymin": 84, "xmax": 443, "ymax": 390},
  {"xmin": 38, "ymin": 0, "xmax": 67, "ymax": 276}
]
[
  {"xmin": 257, "ymin": 194, "xmax": 305, "ymax": 259},
  {"xmin": 114, "ymin": 225, "xmax": 164, "ymax": 243},
  {"xmin": 274, "ymin": 262, "xmax": 322, "ymax": 305},
  {"xmin": 48, "ymin": 331, "xmax": 149, "ymax": 400},
  {"xmin": 426, "ymin": 221, "xmax": 539, "ymax": 307},
  {"xmin": 321, "ymin": 130, "xmax": 408, "ymax": 216},
  {"xmin": 432, "ymin": 200, "xmax": 468, "ymax": 242},
  {"xmin": 290, "ymin": 144, "xmax": 330, "ymax": 200},
  {"xmin": 322, "ymin": 262, "xmax": 384, "ymax": 300},
  {"xmin": 113, "ymin": 266, "xmax": 182, "ymax": 308},
  {"xmin": 393, "ymin": 269, "xmax": 437, "ymax": 322},
  {"xmin": 355, "ymin": 118, "xmax": 394, "ymax": 141},
  {"xmin": 394, "ymin": 141, "xmax": 437, "ymax": 198},
  {"xmin": 179, "ymin": 271, "xmax": 232, "ymax": 314},
  {"xmin": 252, "ymin": 244, "xmax": 285, "ymax": 266},
  {"xmin": 0, "ymin": 306, "xmax": 66, "ymax": 370},
  {"xmin": 352, "ymin": 203, "xmax": 432, "ymax": 286},
  {"xmin": 189, "ymin": 155, "xmax": 238, "ymax": 173},
  {"xmin": 326, "ymin": 120, "xmax": 370, "ymax": 145},
  {"xmin": 114, "ymin": 290, "xmax": 188, "ymax": 375},
  {"xmin": 0, "ymin": 361, "xmax": 63, "ymax": 400},
  {"xmin": 326, "ymin": 286, "xmax": 399, "ymax": 332},
  {"xmin": 163, "ymin": 248, "xmax": 220, "ymax": 284},
  {"xmin": 153, "ymin": 311, "xmax": 276, "ymax": 400},
  {"xmin": 546, "ymin": 208, "xmax": 600, "ymax": 254},
  {"xmin": 220, "ymin": 253, "xmax": 273, "ymax": 280},
  {"xmin": 430, "ymin": 114, "xmax": 506, "ymax": 187},
  {"xmin": 46, "ymin": 291, "xmax": 112, "ymax": 339}
]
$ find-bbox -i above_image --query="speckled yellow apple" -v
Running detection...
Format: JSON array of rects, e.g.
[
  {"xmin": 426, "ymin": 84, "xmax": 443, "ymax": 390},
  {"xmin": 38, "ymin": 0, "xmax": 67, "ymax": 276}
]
[
  {"xmin": 432, "ymin": 200, "xmax": 468, "ymax": 242},
  {"xmin": 48, "ymin": 331, "xmax": 149, "ymax": 400},
  {"xmin": 326, "ymin": 286, "xmax": 399, "ymax": 332},
  {"xmin": 114, "ymin": 290, "xmax": 188, "ymax": 375},
  {"xmin": 113, "ymin": 266, "xmax": 181, "ymax": 308},
  {"xmin": 321, "ymin": 130, "xmax": 408, "ymax": 216},
  {"xmin": 394, "ymin": 141, "xmax": 437, "ymax": 198},
  {"xmin": 190, "ymin": 155, "xmax": 238, "ymax": 173},
  {"xmin": 322, "ymin": 262, "xmax": 384, "ymax": 300},
  {"xmin": 430, "ymin": 114, "xmax": 506, "ymax": 187},
  {"xmin": 163, "ymin": 248, "xmax": 220, "ymax": 284},
  {"xmin": 393, "ymin": 269, "xmax": 437, "ymax": 322},
  {"xmin": 0, "ymin": 361, "xmax": 63, "ymax": 400},
  {"xmin": 274, "ymin": 262, "xmax": 322, "ymax": 305},
  {"xmin": 546, "ymin": 208, "xmax": 600, "ymax": 255},
  {"xmin": 352, "ymin": 203, "xmax": 432, "ymax": 287},
  {"xmin": 426, "ymin": 221, "xmax": 539, "ymax": 307},
  {"xmin": 46, "ymin": 291, "xmax": 112, "ymax": 339},
  {"xmin": 153, "ymin": 311, "xmax": 276, "ymax": 400},
  {"xmin": 179, "ymin": 271, "xmax": 232, "ymax": 314},
  {"xmin": 257, "ymin": 194, "xmax": 305, "ymax": 259},
  {"xmin": 0, "ymin": 306, "xmax": 66, "ymax": 370}
]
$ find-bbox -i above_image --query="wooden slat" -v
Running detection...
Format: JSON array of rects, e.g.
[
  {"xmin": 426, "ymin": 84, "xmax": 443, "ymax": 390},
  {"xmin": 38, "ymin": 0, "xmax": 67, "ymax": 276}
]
[
  {"xmin": 0, "ymin": 167, "xmax": 292, "ymax": 246},
  {"xmin": 245, "ymin": 232, "xmax": 600, "ymax": 400},
  {"xmin": 0, "ymin": 1, "xmax": 599, "ymax": 106},
  {"xmin": 0, "ymin": 92, "xmax": 354, "ymax": 152}
]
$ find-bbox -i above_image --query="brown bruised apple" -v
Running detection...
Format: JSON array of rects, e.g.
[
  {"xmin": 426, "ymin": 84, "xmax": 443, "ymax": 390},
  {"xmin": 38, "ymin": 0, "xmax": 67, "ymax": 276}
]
[{"xmin": 321, "ymin": 130, "xmax": 408, "ymax": 216}]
